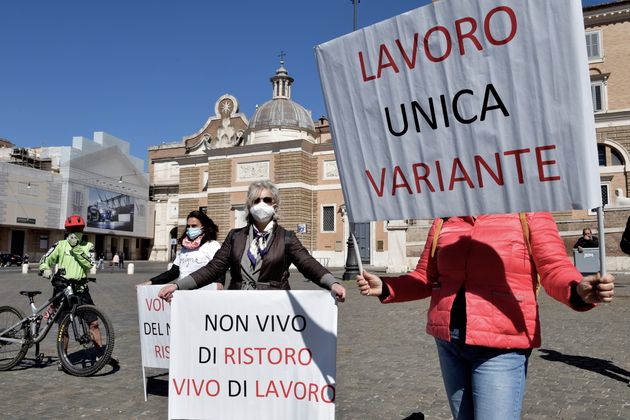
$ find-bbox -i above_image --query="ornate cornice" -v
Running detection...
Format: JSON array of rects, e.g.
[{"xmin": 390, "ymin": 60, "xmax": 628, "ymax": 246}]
[
  {"xmin": 584, "ymin": 1, "xmax": 630, "ymax": 26},
  {"xmin": 594, "ymin": 108, "xmax": 630, "ymax": 124}
]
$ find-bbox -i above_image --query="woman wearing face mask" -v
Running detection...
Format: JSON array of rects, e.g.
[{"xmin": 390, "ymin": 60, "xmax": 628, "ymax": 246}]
[
  {"xmin": 142, "ymin": 211, "xmax": 222, "ymax": 287},
  {"xmin": 158, "ymin": 180, "xmax": 346, "ymax": 302}
]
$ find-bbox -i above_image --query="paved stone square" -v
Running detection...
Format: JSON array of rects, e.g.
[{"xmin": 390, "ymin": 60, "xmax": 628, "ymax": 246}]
[{"xmin": 0, "ymin": 262, "xmax": 628, "ymax": 419}]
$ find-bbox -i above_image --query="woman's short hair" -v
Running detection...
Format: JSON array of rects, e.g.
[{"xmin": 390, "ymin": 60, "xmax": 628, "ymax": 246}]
[
  {"xmin": 178, "ymin": 210, "xmax": 219, "ymax": 244},
  {"xmin": 245, "ymin": 180, "xmax": 280, "ymax": 224}
]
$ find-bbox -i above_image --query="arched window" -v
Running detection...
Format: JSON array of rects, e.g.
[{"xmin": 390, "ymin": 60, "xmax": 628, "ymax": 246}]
[
  {"xmin": 611, "ymin": 148, "xmax": 623, "ymax": 166},
  {"xmin": 597, "ymin": 144, "xmax": 625, "ymax": 167}
]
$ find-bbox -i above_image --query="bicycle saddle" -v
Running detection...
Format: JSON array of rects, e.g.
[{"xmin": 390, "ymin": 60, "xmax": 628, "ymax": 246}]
[{"xmin": 19, "ymin": 291, "xmax": 42, "ymax": 297}]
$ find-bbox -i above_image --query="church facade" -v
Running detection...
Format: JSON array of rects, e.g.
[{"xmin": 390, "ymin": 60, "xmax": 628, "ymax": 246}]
[{"xmin": 148, "ymin": 64, "xmax": 407, "ymax": 271}]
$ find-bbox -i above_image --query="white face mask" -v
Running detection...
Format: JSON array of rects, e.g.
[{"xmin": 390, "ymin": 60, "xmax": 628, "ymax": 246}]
[
  {"xmin": 250, "ymin": 202, "xmax": 275, "ymax": 223},
  {"xmin": 186, "ymin": 227, "xmax": 203, "ymax": 240}
]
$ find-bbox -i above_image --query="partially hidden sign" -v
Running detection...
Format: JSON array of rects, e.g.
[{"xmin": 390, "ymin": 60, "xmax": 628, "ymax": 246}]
[
  {"xmin": 137, "ymin": 283, "xmax": 219, "ymax": 370},
  {"xmin": 137, "ymin": 285, "xmax": 172, "ymax": 369},
  {"xmin": 168, "ymin": 290, "xmax": 338, "ymax": 420},
  {"xmin": 315, "ymin": 0, "xmax": 600, "ymax": 222}
]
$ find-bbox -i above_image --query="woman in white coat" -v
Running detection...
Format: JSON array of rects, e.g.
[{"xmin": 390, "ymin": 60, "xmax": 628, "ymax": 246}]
[{"xmin": 144, "ymin": 210, "xmax": 222, "ymax": 286}]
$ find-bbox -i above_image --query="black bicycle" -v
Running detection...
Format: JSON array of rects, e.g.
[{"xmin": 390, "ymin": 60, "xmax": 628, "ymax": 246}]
[{"xmin": 0, "ymin": 274, "xmax": 115, "ymax": 376}]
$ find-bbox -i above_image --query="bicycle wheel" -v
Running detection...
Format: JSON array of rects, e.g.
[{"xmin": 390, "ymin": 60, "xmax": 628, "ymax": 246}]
[
  {"xmin": 0, "ymin": 306, "xmax": 29, "ymax": 370},
  {"xmin": 57, "ymin": 305, "xmax": 115, "ymax": 376}
]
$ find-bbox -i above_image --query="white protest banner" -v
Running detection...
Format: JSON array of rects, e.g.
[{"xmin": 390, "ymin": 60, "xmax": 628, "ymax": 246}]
[
  {"xmin": 315, "ymin": 0, "xmax": 600, "ymax": 222},
  {"xmin": 137, "ymin": 283, "xmax": 219, "ymax": 369},
  {"xmin": 168, "ymin": 291, "xmax": 337, "ymax": 420},
  {"xmin": 137, "ymin": 285, "xmax": 172, "ymax": 370}
]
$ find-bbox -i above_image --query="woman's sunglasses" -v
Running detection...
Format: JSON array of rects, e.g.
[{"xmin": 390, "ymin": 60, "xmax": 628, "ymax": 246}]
[{"xmin": 253, "ymin": 197, "xmax": 274, "ymax": 204}]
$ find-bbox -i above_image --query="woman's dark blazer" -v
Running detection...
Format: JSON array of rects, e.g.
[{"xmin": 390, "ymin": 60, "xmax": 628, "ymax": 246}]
[{"xmin": 184, "ymin": 224, "xmax": 330, "ymax": 290}]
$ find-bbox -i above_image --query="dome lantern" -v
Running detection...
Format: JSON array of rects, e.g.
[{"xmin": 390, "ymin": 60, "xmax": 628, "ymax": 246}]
[
  {"xmin": 247, "ymin": 59, "xmax": 316, "ymax": 144},
  {"xmin": 271, "ymin": 58, "xmax": 294, "ymax": 100}
]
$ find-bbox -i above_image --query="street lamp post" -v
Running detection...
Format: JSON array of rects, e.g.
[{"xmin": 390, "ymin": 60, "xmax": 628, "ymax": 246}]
[
  {"xmin": 350, "ymin": 0, "xmax": 360, "ymax": 32},
  {"xmin": 339, "ymin": 204, "xmax": 361, "ymax": 280},
  {"xmin": 342, "ymin": 226, "xmax": 361, "ymax": 280}
]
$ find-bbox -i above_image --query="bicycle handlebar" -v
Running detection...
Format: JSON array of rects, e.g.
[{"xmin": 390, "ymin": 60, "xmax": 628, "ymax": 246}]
[{"xmin": 51, "ymin": 274, "xmax": 96, "ymax": 289}]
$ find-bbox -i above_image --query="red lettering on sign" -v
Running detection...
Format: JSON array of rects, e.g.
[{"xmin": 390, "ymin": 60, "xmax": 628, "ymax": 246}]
[
  {"xmin": 364, "ymin": 145, "xmax": 560, "ymax": 197},
  {"xmin": 535, "ymin": 145, "xmax": 560, "ymax": 181},
  {"xmin": 356, "ymin": 6, "xmax": 518, "ymax": 82}
]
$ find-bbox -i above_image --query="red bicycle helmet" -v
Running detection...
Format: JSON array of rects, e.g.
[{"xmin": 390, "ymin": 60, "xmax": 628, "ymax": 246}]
[{"xmin": 64, "ymin": 215, "xmax": 85, "ymax": 232}]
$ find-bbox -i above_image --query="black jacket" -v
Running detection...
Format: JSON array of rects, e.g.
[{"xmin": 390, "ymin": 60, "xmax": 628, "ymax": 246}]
[
  {"xmin": 573, "ymin": 236, "xmax": 599, "ymax": 249},
  {"xmin": 183, "ymin": 225, "xmax": 331, "ymax": 290},
  {"xmin": 621, "ymin": 216, "xmax": 630, "ymax": 255}
]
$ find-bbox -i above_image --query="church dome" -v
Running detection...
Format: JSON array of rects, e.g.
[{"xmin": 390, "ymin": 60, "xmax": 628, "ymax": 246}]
[
  {"xmin": 247, "ymin": 63, "xmax": 316, "ymax": 143},
  {"xmin": 249, "ymin": 98, "xmax": 315, "ymax": 134}
]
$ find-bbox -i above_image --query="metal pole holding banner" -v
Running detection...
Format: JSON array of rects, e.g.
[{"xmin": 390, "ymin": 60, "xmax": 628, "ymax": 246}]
[
  {"xmin": 341, "ymin": 1, "xmax": 362, "ymax": 282},
  {"xmin": 351, "ymin": 232, "xmax": 364, "ymax": 275},
  {"xmin": 142, "ymin": 365, "xmax": 148, "ymax": 402},
  {"xmin": 597, "ymin": 207, "xmax": 606, "ymax": 276}
]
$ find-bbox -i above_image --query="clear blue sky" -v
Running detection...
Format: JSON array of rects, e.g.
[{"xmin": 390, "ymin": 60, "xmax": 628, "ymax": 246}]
[{"xmin": 0, "ymin": 0, "xmax": 607, "ymax": 165}]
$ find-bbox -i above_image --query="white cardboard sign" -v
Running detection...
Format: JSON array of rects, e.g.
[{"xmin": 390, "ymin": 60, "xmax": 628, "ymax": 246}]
[
  {"xmin": 168, "ymin": 290, "xmax": 338, "ymax": 420},
  {"xmin": 137, "ymin": 285, "xmax": 172, "ymax": 369},
  {"xmin": 137, "ymin": 283, "xmax": 219, "ymax": 370}
]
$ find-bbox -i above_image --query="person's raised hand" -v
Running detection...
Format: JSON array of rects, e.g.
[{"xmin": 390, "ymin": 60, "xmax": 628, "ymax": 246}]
[
  {"xmin": 356, "ymin": 270, "xmax": 383, "ymax": 297},
  {"xmin": 331, "ymin": 283, "xmax": 346, "ymax": 302},
  {"xmin": 158, "ymin": 283, "xmax": 178, "ymax": 303},
  {"xmin": 577, "ymin": 273, "xmax": 614, "ymax": 304}
]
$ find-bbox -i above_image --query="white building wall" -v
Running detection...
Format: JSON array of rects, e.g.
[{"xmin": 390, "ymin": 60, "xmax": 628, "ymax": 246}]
[
  {"xmin": 248, "ymin": 128, "xmax": 314, "ymax": 144},
  {"xmin": 0, "ymin": 132, "xmax": 152, "ymax": 260},
  {"xmin": 0, "ymin": 163, "xmax": 62, "ymax": 229},
  {"xmin": 153, "ymin": 161, "xmax": 179, "ymax": 185},
  {"xmin": 150, "ymin": 200, "xmax": 177, "ymax": 261}
]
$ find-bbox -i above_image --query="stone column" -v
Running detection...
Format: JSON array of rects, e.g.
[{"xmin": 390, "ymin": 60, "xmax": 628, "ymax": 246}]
[{"xmin": 386, "ymin": 220, "xmax": 409, "ymax": 273}]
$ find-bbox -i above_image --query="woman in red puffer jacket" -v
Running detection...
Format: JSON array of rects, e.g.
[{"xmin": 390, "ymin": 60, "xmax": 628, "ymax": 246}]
[{"xmin": 357, "ymin": 212, "xmax": 614, "ymax": 420}]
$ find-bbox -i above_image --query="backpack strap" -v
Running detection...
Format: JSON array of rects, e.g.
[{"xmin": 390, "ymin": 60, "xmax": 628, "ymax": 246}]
[
  {"xmin": 519, "ymin": 212, "xmax": 532, "ymax": 254},
  {"xmin": 430, "ymin": 218, "xmax": 444, "ymax": 258},
  {"xmin": 519, "ymin": 212, "xmax": 541, "ymax": 295}
]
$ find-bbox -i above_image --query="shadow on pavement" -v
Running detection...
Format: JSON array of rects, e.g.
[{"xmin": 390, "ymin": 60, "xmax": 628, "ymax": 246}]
[
  {"xmin": 538, "ymin": 348, "xmax": 630, "ymax": 385},
  {"xmin": 10, "ymin": 355, "xmax": 120, "ymax": 377},
  {"xmin": 147, "ymin": 372, "xmax": 169, "ymax": 397},
  {"xmin": 401, "ymin": 412, "xmax": 425, "ymax": 420},
  {"xmin": 10, "ymin": 355, "xmax": 57, "ymax": 370},
  {"xmin": 90, "ymin": 361, "xmax": 120, "ymax": 377}
]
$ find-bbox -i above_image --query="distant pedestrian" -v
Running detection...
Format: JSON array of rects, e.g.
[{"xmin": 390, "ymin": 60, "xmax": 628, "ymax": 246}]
[
  {"xmin": 118, "ymin": 252, "xmax": 124, "ymax": 269},
  {"xmin": 97, "ymin": 254, "xmax": 104, "ymax": 270},
  {"xmin": 574, "ymin": 227, "xmax": 599, "ymax": 252},
  {"xmin": 111, "ymin": 253, "xmax": 119, "ymax": 271}
]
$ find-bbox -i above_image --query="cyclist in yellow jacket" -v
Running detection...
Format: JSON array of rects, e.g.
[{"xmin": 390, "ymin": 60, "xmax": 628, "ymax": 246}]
[
  {"xmin": 40, "ymin": 215, "xmax": 95, "ymax": 283},
  {"xmin": 39, "ymin": 215, "xmax": 118, "ymax": 368}
]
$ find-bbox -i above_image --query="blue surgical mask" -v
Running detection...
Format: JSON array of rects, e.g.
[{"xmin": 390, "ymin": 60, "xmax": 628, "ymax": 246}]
[{"xmin": 186, "ymin": 227, "xmax": 203, "ymax": 240}]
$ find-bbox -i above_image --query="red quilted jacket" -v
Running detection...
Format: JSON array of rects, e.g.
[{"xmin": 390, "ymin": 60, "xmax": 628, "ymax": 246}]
[{"xmin": 382, "ymin": 213, "xmax": 593, "ymax": 349}]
